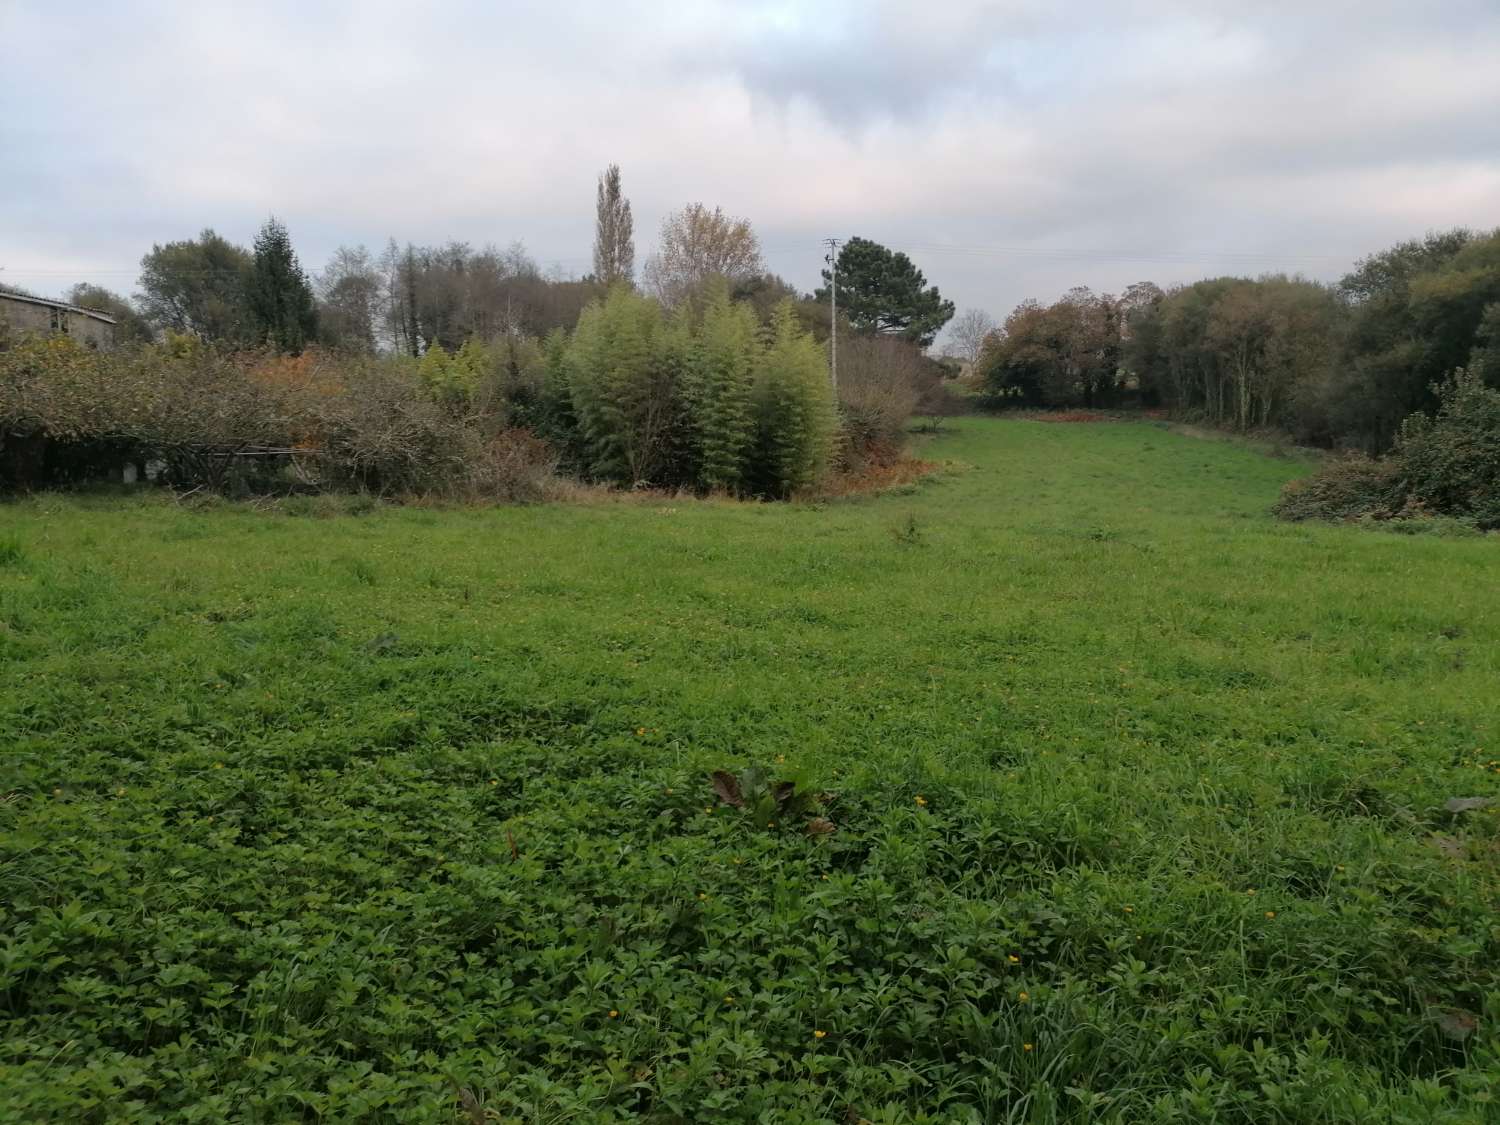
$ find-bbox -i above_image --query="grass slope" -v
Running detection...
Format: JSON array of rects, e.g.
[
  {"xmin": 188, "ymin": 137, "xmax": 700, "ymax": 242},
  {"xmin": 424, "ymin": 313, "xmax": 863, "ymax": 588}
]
[{"xmin": 2, "ymin": 419, "xmax": 1497, "ymax": 1123}]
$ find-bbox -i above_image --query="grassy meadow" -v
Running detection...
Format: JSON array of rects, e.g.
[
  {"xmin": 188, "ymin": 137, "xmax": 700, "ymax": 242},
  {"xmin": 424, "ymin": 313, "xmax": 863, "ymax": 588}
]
[{"xmin": 2, "ymin": 418, "xmax": 1498, "ymax": 1122}]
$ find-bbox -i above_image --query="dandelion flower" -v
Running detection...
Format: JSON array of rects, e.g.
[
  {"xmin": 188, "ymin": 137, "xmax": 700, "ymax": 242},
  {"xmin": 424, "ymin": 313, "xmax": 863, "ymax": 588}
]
[
  {"xmin": 608, "ymin": 1009, "xmax": 619, "ymax": 1018},
  {"xmin": 814, "ymin": 1029, "xmax": 827, "ymax": 1039},
  {"xmin": 1023, "ymin": 1043, "xmax": 1034, "ymax": 1052},
  {"xmin": 1123, "ymin": 905, "xmax": 1134, "ymax": 913},
  {"xmin": 915, "ymin": 795, "xmax": 928, "ymax": 807},
  {"xmin": 1265, "ymin": 911, "xmax": 1276, "ymax": 919},
  {"xmin": 1008, "ymin": 955, "xmax": 1020, "ymax": 964},
  {"xmin": 1018, "ymin": 991, "xmax": 1030, "ymax": 1002},
  {"xmin": 698, "ymin": 893, "xmax": 708, "ymax": 901}
]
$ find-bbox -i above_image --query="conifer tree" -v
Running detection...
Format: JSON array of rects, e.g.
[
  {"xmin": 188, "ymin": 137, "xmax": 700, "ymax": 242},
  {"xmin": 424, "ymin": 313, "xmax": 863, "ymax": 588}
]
[{"xmin": 248, "ymin": 217, "xmax": 318, "ymax": 353}]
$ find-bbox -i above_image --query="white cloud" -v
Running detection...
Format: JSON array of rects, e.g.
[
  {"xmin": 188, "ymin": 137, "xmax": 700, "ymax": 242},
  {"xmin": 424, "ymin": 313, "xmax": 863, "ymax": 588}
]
[{"xmin": 1, "ymin": 0, "xmax": 1497, "ymax": 320}]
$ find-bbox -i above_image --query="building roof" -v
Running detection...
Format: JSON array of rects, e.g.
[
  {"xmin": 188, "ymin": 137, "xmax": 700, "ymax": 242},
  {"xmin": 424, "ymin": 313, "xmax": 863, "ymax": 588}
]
[{"xmin": 0, "ymin": 290, "xmax": 117, "ymax": 325}]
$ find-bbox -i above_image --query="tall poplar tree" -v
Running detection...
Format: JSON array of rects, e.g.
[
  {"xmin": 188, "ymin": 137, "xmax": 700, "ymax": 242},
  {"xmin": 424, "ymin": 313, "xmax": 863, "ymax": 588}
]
[{"xmin": 592, "ymin": 164, "xmax": 635, "ymax": 287}]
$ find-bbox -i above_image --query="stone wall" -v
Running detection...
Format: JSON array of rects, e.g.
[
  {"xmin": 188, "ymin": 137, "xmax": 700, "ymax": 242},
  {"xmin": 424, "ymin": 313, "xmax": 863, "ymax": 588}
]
[{"xmin": 0, "ymin": 295, "xmax": 116, "ymax": 350}]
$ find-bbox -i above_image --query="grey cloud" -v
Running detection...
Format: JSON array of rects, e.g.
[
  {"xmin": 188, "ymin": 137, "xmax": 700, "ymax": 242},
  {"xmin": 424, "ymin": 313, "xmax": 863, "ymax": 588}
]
[{"xmin": 2, "ymin": 0, "xmax": 1498, "ymax": 330}]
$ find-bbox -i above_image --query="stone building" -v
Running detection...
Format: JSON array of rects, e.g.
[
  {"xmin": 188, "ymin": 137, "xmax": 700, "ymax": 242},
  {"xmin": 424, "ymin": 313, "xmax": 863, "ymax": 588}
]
[{"xmin": 0, "ymin": 291, "xmax": 117, "ymax": 349}]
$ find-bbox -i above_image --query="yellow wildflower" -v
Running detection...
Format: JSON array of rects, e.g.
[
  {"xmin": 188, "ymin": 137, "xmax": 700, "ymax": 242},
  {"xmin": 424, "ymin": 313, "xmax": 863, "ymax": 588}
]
[
  {"xmin": 813, "ymin": 1029, "xmax": 827, "ymax": 1039},
  {"xmin": 914, "ymin": 795, "xmax": 928, "ymax": 807}
]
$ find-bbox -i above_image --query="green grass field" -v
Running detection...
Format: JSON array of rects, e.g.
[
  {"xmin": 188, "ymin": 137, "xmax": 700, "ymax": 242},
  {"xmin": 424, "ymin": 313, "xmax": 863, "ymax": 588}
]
[{"xmin": 3, "ymin": 418, "xmax": 1498, "ymax": 1123}]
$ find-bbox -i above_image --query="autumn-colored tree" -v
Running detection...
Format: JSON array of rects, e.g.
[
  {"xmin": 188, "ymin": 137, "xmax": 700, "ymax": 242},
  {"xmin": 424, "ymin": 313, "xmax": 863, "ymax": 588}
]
[{"xmin": 642, "ymin": 204, "xmax": 764, "ymax": 307}]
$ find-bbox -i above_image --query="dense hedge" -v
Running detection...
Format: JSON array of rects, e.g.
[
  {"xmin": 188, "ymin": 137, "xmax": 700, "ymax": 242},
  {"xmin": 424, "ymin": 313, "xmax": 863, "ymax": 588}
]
[
  {"xmin": 1276, "ymin": 368, "xmax": 1500, "ymax": 529},
  {"xmin": 1, "ymin": 288, "xmax": 857, "ymax": 501},
  {"xmin": 0, "ymin": 334, "xmax": 542, "ymax": 498}
]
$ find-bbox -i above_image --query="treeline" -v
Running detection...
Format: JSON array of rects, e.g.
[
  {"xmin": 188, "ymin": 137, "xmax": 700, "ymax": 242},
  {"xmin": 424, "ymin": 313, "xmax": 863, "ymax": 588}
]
[
  {"xmin": 2, "ymin": 282, "xmax": 953, "ymax": 499},
  {"xmin": 978, "ymin": 227, "xmax": 1500, "ymax": 454},
  {"xmin": 3, "ymin": 163, "xmax": 963, "ymax": 500}
]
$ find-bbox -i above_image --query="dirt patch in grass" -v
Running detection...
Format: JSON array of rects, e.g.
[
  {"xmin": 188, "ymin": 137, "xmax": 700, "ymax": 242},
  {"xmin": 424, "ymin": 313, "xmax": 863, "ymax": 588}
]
[{"xmin": 812, "ymin": 456, "xmax": 939, "ymax": 499}]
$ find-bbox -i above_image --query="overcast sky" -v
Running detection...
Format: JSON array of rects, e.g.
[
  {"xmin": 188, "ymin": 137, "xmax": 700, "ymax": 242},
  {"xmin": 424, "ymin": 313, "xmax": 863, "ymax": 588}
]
[{"xmin": 4, "ymin": 0, "xmax": 1499, "ymax": 343}]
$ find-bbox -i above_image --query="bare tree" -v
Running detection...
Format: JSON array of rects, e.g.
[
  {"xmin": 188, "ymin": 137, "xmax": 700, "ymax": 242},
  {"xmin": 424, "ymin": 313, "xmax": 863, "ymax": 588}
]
[
  {"xmin": 592, "ymin": 164, "xmax": 635, "ymax": 287},
  {"xmin": 316, "ymin": 245, "xmax": 381, "ymax": 353},
  {"xmin": 946, "ymin": 307, "xmax": 996, "ymax": 368},
  {"xmin": 642, "ymin": 203, "xmax": 764, "ymax": 307}
]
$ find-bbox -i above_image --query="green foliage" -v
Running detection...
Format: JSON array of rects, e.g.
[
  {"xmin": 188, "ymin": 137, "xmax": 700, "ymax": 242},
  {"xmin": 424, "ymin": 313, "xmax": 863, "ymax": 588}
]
[
  {"xmin": 817, "ymin": 237, "xmax": 955, "ymax": 347},
  {"xmin": 557, "ymin": 286, "xmax": 833, "ymax": 495},
  {"xmin": 415, "ymin": 338, "xmax": 493, "ymax": 405},
  {"xmin": 136, "ymin": 228, "xmax": 255, "ymax": 343},
  {"xmin": 1276, "ymin": 366, "xmax": 1500, "ymax": 529},
  {"xmin": 1338, "ymin": 230, "xmax": 1500, "ymax": 444},
  {"xmin": 566, "ymin": 286, "xmax": 681, "ymax": 486},
  {"xmin": 2, "ymin": 420, "xmax": 1498, "ymax": 1121},
  {"xmin": 1121, "ymin": 276, "xmax": 1341, "ymax": 432},
  {"xmin": 749, "ymin": 301, "xmax": 837, "ymax": 497},
  {"xmin": 686, "ymin": 287, "xmax": 757, "ymax": 491},
  {"xmin": 248, "ymin": 217, "xmax": 319, "ymax": 354},
  {"xmin": 1396, "ymin": 366, "xmax": 1500, "ymax": 528},
  {"xmin": 1115, "ymin": 229, "xmax": 1500, "ymax": 452}
]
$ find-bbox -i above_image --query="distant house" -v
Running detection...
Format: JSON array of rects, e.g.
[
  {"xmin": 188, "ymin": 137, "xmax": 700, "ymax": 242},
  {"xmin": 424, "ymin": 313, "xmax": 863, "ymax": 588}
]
[{"xmin": 0, "ymin": 291, "xmax": 117, "ymax": 350}]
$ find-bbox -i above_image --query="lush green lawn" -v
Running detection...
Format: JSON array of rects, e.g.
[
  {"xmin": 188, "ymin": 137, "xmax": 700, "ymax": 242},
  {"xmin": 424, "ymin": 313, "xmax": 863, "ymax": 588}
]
[{"xmin": 2, "ymin": 418, "xmax": 1497, "ymax": 1123}]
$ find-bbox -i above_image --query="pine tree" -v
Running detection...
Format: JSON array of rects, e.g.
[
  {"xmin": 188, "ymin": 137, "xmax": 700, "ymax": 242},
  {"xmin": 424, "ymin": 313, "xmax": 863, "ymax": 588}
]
[{"xmin": 248, "ymin": 217, "xmax": 318, "ymax": 353}]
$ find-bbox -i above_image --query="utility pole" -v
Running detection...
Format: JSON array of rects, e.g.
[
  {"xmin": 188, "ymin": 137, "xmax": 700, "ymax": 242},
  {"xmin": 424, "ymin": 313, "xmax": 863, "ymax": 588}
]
[{"xmin": 823, "ymin": 238, "xmax": 840, "ymax": 392}]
